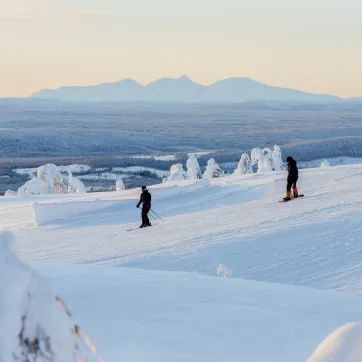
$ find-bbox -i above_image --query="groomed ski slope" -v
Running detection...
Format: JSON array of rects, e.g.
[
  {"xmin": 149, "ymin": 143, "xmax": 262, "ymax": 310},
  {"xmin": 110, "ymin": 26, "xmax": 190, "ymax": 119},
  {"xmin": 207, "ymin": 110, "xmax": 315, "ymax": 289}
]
[{"xmin": 3, "ymin": 163, "xmax": 362, "ymax": 361}]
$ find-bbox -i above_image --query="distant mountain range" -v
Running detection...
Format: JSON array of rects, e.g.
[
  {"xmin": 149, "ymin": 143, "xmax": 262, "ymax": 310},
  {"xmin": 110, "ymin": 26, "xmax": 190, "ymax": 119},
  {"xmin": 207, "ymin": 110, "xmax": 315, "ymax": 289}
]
[{"xmin": 31, "ymin": 76, "xmax": 345, "ymax": 103}]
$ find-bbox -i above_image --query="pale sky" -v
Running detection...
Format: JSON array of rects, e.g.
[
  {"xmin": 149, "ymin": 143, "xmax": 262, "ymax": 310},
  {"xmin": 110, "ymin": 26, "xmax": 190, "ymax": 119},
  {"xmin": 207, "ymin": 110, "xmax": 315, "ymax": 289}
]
[{"xmin": 1, "ymin": 0, "xmax": 362, "ymax": 98}]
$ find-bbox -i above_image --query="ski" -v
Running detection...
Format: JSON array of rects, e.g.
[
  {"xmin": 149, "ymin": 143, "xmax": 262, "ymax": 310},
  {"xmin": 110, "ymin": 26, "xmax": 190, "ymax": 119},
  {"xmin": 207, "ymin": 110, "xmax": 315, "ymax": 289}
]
[
  {"xmin": 279, "ymin": 194, "xmax": 304, "ymax": 203},
  {"xmin": 126, "ymin": 224, "xmax": 154, "ymax": 232}
]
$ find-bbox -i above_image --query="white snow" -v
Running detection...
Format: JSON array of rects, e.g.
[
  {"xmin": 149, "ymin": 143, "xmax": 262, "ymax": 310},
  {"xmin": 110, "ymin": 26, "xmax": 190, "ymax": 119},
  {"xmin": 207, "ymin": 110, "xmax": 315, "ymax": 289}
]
[
  {"xmin": 67, "ymin": 172, "xmax": 86, "ymax": 194},
  {"xmin": 307, "ymin": 322, "xmax": 362, "ymax": 362},
  {"xmin": 320, "ymin": 160, "xmax": 331, "ymax": 168},
  {"xmin": 5, "ymin": 190, "xmax": 17, "ymax": 197},
  {"xmin": 116, "ymin": 178, "xmax": 125, "ymax": 191},
  {"xmin": 233, "ymin": 153, "xmax": 253, "ymax": 175},
  {"xmin": 13, "ymin": 164, "xmax": 91, "ymax": 178},
  {"xmin": 203, "ymin": 158, "xmax": 224, "ymax": 179},
  {"xmin": 165, "ymin": 163, "xmax": 187, "ymax": 182},
  {"xmin": 17, "ymin": 177, "xmax": 44, "ymax": 197},
  {"xmin": 186, "ymin": 154, "xmax": 202, "ymax": 180},
  {"xmin": 272, "ymin": 145, "xmax": 284, "ymax": 170},
  {"xmin": 37, "ymin": 164, "xmax": 67, "ymax": 194},
  {"xmin": 4, "ymin": 163, "xmax": 362, "ymax": 360}
]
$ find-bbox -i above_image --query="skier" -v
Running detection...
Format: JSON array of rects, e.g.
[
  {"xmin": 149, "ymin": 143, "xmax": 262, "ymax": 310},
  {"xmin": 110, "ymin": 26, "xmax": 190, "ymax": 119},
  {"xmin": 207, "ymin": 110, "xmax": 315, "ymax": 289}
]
[
  {"xmin": 284, "ymin": 156, "xmax": 299, "ymax": 201},
  {"xmin": 136, "ymin": 186, "xmax": 152, "ymax": 228}
]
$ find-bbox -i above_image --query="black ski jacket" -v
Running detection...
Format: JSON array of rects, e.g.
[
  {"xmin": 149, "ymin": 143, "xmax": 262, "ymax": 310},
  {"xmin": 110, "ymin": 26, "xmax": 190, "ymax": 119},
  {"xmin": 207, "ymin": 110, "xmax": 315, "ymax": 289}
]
[
  {"xmin": 137, "ymin": 190, "xmax": 151, "ymax": 208},
  {"xmin": 287, "ymin": 158, "xmax": 298, "ymax": 180}
]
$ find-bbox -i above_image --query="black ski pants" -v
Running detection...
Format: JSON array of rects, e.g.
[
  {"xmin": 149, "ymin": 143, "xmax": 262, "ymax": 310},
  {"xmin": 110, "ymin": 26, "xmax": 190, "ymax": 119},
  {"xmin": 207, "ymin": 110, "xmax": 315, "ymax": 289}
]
[{"xmin": 142, "ymin": 205, "xmax": 150, "ymax": 226}]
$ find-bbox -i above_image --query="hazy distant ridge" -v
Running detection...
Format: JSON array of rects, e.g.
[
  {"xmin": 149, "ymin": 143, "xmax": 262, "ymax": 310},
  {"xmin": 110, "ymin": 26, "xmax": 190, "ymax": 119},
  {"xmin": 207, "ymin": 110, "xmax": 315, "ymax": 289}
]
[{"xmin": 31, "ymin": 76, "xmax": 341, "ymax": 103}]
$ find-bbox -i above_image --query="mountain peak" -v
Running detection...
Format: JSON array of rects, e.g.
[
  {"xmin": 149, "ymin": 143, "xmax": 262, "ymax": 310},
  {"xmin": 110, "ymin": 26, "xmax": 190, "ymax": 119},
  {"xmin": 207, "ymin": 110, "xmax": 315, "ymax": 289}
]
[{"xmin": 31, "ymin": 76, "xmax": 341, "ymax": 103}]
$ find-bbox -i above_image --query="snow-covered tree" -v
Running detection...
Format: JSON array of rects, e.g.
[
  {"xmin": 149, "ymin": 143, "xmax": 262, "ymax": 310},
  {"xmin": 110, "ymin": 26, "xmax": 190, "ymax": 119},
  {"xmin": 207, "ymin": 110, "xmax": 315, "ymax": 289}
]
[
  {"xmin": 166, "ymin": 163, "xmax": 187, "ymax": 182},
  {"xmin": 186, "ymin": 155, "xmax": 202, "ymax": 180},
  {"xmin": 0, "ymin": 231, "xmax": 102, "ymax": 362},
  {"xmin": 251, "ymin": 147, "xmax": 273, "ymax": 173},
  {"xmin": 68, "ymin": 171, "xmax": 86, "ymax": 193},
  {"xmin": 18, "ymin": 177, "xmax": 44, "ymax": 197},
  {"xmin": 203, "ymin": 158, "xmax": 224, "ymax": 179},
  {"xmin": 37, "ymin": 164, "xmax": 67, "ymax": 194},
  {"xmin": 272, "ymin": 145, "xmax": 284, "ymax": 171},
  {"xmin": 233, "ymin": 153, "xmax": 253, "ymax": 175},
  {"xmin": 321, "ymin": 160, "xmax": 330, "ymax": 168},
  {"xmin": 116, "ymin": 178, "xmax": 126, "ymax": 191}
]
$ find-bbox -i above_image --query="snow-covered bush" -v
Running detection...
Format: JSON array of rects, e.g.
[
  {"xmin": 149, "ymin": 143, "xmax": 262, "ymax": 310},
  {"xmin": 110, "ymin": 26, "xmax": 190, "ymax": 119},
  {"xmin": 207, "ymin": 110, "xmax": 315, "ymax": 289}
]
[
  {"xmin": 116, "ymin": 178, "xmax": 126, "ymax": 191},
  {"xmin": 166, "ymin": 163, "xmax": 187, "ymax": 182},
  {"xmin": 37, "ymin": 164, "xmax": 67, "ymax": 194},
  {"xmin": 18, "ymin": 177, "xmax": 44, "ymax": 197},
  {"xmin": 233, "ymin": 153, "xmax": 253, "ymax": 175},
  {"xmin": 251, "ymin": 147, "xmax": 273, "ymax": 173},
  {"xmin": 186, "ymin": 155, "xmax": 202, "ymax": 180},
  {"xmin": 5, "ymin": 190, "xmax": 17, "ymax": 197},
  {"xmin": 272, "ymin": 145, "xmax": 284, "ymax": 171},
  {"xmin": 203, "ymin": 158, "xmax": 224, "ymax": 179},
  {"xmin": 321, "ymin": 160, "xmax": 330, "ymax": 168},
  {"xmin": 217, "ymin": 264, "xmax": 232, "ymax": 278},
  {"xmin": 0, "ymin": 231, "xmax": 102, "ymax": 362},
  {"xmin": 307, "ymin": 322, "xmax": 362, "ymax": 362},
  {"xmin": 68, "ymin": 171, "xmax": 86, "ymax": 193}
]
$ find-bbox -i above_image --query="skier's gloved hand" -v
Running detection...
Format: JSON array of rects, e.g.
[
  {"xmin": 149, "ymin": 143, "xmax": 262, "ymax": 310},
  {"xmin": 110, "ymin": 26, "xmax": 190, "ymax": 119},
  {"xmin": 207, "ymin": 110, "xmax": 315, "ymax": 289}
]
[{"xmin": 136, "ymin": 205, "xmax": 139, "ymax": 208}]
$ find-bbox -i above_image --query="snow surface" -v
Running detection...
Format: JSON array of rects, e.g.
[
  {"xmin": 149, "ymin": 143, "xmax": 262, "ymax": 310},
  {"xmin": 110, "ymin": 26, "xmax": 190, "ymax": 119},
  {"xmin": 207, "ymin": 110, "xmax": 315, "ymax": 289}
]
[
  {"xmin": 3, "ymin": 163, "xmax": 362, "ymax": 361},
  {"xmin": 307, "ymin": 322, "xmax": 362, "ymax": 362}
]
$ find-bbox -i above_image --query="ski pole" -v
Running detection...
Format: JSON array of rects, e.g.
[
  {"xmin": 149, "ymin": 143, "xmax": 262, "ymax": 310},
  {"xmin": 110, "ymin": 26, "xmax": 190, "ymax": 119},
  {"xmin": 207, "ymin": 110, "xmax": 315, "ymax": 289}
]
[{"xmin": 150, "ymin": 209, "xmax": 165, "ymax": 222}]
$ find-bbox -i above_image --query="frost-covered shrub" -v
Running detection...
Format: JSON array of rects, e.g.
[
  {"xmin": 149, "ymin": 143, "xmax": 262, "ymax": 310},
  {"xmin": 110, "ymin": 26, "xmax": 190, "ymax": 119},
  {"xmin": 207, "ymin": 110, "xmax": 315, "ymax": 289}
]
[
  {"xmin": 0, "ymin": 231, "xmax": 102, "ymax": 362},
  {"xmin": 251, "ymin": 147, "xmax": 273, "ymax": 173},
  {"xmin": 37, "ymin": 164, "xmax": 67, "ymax": 194},
  {"xmin": 166, "ymin": 163, "xmax": 187, "ymax": 182},
  {"xmin": 233, "ymin": 153, "xmax": 253, "ymax": 175},
  {"xmin": 203, "ymin": 158, "xmax": 224, "ymax": 179},
  {"xmin": 68, "ymin": 171, "xmax": 86, "ymax": 193},
  {"xmin": 18, "ymin": 177, "xmax": 44, "ymax": 197},
  {"xmin": 116, "ymin": 178, "xmax": 126, "ymax": 191},
  {"xmin": 186, "ymin": 155, "xmax": 202, "ymax": 180},
  {"xmin": 5, "ymin": 190, "xmax": 17, "ymax": 197},
  {"xmin": 272, "ymin": 145, "xmax": 284, "ymax": 171},
  {"xmin": 321, "ymin": 160, "xmax": 330, "ymax": 168},
  {"xmin": 217, "ymin": 264, "xmax": 232, "ymax": 278}
]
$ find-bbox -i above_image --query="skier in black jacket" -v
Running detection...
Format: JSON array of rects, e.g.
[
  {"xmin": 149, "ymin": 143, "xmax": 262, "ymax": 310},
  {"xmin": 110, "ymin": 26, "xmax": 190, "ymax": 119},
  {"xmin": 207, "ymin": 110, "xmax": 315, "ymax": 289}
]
[
  {"xmin": 284, "ymin": 156, "xmax": 299, "ymax": 201},
  {"xmin": 136, "ymin": 186, "xmax": 152, "ymax": 228}
]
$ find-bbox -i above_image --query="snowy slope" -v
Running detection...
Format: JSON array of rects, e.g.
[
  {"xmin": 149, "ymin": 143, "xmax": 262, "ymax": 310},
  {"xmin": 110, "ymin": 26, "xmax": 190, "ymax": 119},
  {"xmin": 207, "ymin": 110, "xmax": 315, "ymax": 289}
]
[{"xmin": 3, "ymin": 163, "xmax": 362, "ymax": 361}]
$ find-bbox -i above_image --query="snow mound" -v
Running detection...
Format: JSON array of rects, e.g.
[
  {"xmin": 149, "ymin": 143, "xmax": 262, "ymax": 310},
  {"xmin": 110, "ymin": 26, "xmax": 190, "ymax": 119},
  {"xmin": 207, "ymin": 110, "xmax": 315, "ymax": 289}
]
[
  {"xmin": 68, "ymin": 171, "xmax": 86, "ymax": 194},
  {"xmin": 0, "ymin": 231, "xmax": 101, "ymax": 362},
  {"xmin": 166, "ymin": 163, "xmax": 187, "ymax": 182},
  {"xmin": 4, "ymin": 190, "xmax": 17, "ymax": 197},
  {"xmin": 321, "ymin": 160, "xmax": 330, "ymax": 168},
  {"xmin": 18, "ymin": 177, "xmax": 43, "ymax": 197},
  {"xmin": 307, "ymin": 322, "xmax": 362, "ymax": 362}
]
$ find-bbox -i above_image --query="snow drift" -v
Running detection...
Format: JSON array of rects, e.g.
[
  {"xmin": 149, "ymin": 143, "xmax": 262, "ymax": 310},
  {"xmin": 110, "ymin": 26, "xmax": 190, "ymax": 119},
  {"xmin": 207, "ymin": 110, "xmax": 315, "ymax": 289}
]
[
  {"xmin": 307, "ymin": 322, "xmax": 362, "ymax": 362},
  {"xmin": 0, "ymin": 231, "xmax": 101, "ymax": 362}
]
